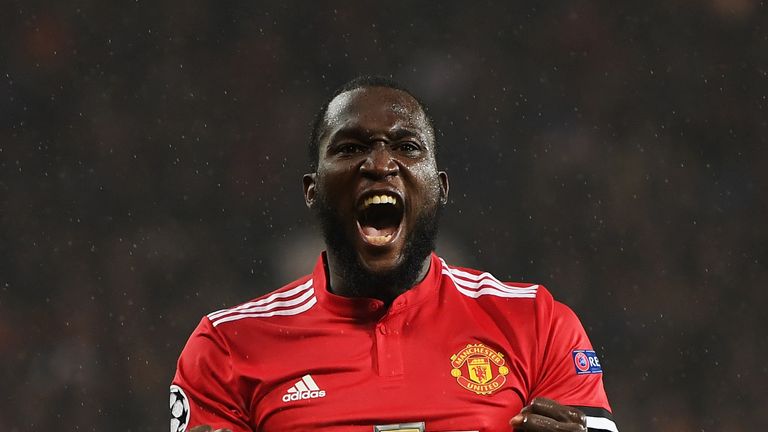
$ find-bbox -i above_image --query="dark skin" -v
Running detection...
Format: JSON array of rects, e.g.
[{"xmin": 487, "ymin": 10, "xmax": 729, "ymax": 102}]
[
  {"xmin": 510, "ymin": 397, "xmax": 588, "ymax": 431},
  {"xmin": 303, "ymin": 86, "xmax": 448, "ymax": 303},
  {"xmin": 190, "ymin": 87, "xmax": 587, "ymax": 432}
]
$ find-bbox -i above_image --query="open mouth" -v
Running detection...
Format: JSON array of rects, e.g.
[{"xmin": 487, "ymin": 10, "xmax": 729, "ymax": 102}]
[{"xmin": 356, "ymin": 192, "xmax": 404, "ymax": 246}]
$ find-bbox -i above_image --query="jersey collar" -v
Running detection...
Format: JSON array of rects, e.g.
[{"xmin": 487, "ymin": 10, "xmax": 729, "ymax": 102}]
[{"xmin": 311, "ymin": 252, "xmax": 444, "ymax": 319}]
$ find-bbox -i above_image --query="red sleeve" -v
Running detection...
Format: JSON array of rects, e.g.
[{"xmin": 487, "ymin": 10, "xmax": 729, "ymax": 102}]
[
  {"xmin": 530, "ymin": 288, "xmax": 618, "ymax": 432},
  {"xmin": 170, "ymin": 317, "xmax": 253, "ymax": 432}
]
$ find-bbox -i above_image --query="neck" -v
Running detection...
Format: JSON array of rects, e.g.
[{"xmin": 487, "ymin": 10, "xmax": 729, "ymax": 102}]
[{"xmin": 324, "ymin": 251, "xmax": 432, "ymax": 305}]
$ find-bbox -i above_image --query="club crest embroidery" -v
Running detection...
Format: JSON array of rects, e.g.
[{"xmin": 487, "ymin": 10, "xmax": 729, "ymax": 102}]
[{"xmin": 450, "ymin": 343, "xmax": 509, "ymax": 395}]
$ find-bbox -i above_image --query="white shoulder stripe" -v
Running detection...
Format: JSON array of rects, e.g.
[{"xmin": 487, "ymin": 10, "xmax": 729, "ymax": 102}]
[
  {"xmin": 211, "ymin": 296, "xmax": 317, "ymax": 327},
  {"xmin": 586, "ymin": 416, "xmax": 619, "ymax": 432},
  {"xmin": 444, "ymin": 270, "xmax": 537, "ymax": 298},
  {"xmin": 208, "ymin": 279, "xmax": 313, "ymax": 320},
  {"xmin": 445, "ymin": 270, "xmax": 538, "ymax": 294},
  {"xmin": 453, "ymin": 284, "xmax": 538, "ymax": 299},
  {"xmin": 440, "ymin": 263, "xmax": 538, "ymax": 299},
  {"xmin": 447, "ymin": 266, "xmax": 512, "ymax": 284},
  {"xmin": 442, "ymin": 260, "xmax": 538, "ymax": 292},
  {"xmin": 211, "ymin": 288, "xmax": 314, "ymax": 319}
]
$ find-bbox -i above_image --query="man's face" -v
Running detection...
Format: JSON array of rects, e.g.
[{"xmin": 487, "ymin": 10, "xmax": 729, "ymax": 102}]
[{"xmin": 304, "ymin": 86, "xmax": 449, "ymax": 284}]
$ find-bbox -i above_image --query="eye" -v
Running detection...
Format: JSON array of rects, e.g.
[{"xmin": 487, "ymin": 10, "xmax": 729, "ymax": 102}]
[
  {"xmin": 336, "ymin": 143, "xmax": 366, "ymax": 154},
  {"xmin": 395, "ymin": 141, "xmax": 421, "ymax": 153}
]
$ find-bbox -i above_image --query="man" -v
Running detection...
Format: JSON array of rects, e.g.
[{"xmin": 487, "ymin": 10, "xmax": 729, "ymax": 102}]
[{"xmin": 170, "ymin": 76, "xmax": 618, "ymax": 432}]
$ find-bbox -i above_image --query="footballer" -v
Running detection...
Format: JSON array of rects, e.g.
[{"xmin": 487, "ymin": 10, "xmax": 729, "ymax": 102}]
[{"xmin": 170, "ymin": 76, "xmax": 618, "ymax": 432}]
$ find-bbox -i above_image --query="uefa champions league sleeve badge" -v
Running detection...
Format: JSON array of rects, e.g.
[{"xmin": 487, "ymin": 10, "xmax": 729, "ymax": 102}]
[{"xmin": 170, "ymin": 385, "xmax": 191, "ymax": 432}]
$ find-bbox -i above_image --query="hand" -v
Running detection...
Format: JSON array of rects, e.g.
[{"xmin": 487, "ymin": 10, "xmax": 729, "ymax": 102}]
[
  {"xmin": 510, "ymin": 397, "xmax": 587, "ymax": 431},
  {"xmin": 189, "ymin": 426, "xmax": 233, "ymax": 432}
]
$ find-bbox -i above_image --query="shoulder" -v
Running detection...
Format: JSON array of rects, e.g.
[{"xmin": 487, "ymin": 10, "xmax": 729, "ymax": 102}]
[
  {"xmin": 204, "ymin": 275, "xmax": 317, "ymax": 329},
  {"xmin": 438, "ymin": 258, "xmax": 579, "ymax": 324},
  {"xmin": 438, "ymin": 258, "xmax": 542, "ymax": 301}
]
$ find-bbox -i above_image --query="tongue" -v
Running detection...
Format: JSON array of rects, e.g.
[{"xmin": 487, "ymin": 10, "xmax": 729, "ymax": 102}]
[{"xmin": 361, "ymin": 225, "xmax": 395, "ymax": 237}]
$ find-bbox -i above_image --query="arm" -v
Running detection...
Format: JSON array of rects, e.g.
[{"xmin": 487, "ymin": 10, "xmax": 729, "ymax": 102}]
[
  {"xmin": 171, "ymin": 317, "xmax": 253, "ymax": 432},
  {"xmin": 510, "ymin": 288, "xmax": 617, "ymax": 432}
]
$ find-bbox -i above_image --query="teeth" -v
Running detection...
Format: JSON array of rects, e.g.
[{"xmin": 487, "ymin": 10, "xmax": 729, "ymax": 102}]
[
  {"xmin": 365, "ymin": 234, "xmax": 393, "ymax": 245},
  {"xmin": 362, "ymin": 194, "xmax": 398, "ymax": 209}
]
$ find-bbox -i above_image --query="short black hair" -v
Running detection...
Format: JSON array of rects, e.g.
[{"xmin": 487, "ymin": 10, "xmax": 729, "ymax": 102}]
[{"xmin": 308, "ymin": 75, "xmax": 436, "ymax": 171}]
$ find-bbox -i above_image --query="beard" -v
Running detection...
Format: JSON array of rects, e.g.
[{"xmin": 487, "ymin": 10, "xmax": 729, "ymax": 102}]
[{"xmin": 313, "ymin": 188, "xmax": 442, "ymax": 300}]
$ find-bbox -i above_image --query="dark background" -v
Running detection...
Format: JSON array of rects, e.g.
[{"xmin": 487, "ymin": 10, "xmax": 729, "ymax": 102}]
[{"xmin": 2, "ymin": 1, "xmax": 766, "ymax": 430}]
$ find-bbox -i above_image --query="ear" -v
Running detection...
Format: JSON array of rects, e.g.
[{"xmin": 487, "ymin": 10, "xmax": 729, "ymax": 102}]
[
  {"xmin": 303, "ymin": 173, "xmax": 317, "ymax": 208},
  {"xmin": 438, "ymin": 170, "xmax": 449, "ymax": 204}
]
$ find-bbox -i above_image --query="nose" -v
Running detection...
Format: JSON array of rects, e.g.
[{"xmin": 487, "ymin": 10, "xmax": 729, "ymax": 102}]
[{"xmin": 360, "ymin": 143, "xmax": 398, "ymax": 179}]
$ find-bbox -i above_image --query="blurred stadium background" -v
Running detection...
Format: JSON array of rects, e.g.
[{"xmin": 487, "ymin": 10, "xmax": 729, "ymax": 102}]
[{"xmin": 1, "ymin": 1, "xmax": 766, "ymax": 430}]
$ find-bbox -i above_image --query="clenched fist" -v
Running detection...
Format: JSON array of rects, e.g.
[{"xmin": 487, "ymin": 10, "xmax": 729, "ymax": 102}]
[{"xmin": 510, "ymin": 397, "xmax": 587, "ymax": 431}]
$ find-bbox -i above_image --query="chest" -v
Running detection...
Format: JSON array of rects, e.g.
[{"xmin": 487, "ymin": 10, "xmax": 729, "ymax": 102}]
[{"xmin": 232, "ymin": 306, "xmax": 537, "ymax": 431}]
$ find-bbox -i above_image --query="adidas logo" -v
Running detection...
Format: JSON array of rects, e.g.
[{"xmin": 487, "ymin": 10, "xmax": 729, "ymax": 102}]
[{"xmin": 281, "ymin": 374, "xmax": 326, "ymax": 403}]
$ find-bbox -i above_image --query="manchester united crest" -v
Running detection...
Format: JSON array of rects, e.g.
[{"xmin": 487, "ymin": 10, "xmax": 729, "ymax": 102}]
[{"xmin": 450, "ymin": 343, "xmax": 509, "ymax": 395}]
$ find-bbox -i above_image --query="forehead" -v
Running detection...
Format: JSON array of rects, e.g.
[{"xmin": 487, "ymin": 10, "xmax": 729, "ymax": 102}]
[{"xmin": 323, "ymin": 87, "xmax": 432, "ymax": 142}]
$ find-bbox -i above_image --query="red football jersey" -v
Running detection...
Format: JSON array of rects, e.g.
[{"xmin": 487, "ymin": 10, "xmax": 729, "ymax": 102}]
[{"xmin": 170, "ymin": 253, "xmax": 618, "ymax": 432}]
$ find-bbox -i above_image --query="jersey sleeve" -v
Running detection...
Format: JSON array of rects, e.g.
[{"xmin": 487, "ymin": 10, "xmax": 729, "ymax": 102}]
[
  {"xmin": 171, "ymin": 317, "xmax": 253, "ymax": 432},
  {"xmin": 530, "ymin": 287, "xmax": 618, "ymax": 432}
]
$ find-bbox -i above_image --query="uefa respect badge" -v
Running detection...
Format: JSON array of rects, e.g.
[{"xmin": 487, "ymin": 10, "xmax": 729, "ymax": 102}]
[{"xmin": 572, "ymin": 349, "xmax": 602, "ymax": 374}]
